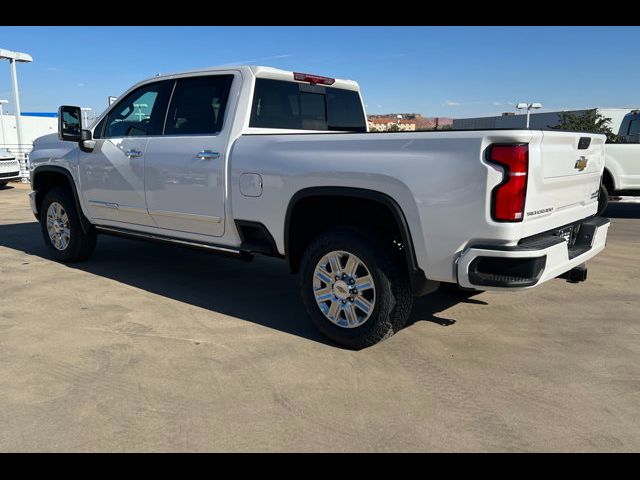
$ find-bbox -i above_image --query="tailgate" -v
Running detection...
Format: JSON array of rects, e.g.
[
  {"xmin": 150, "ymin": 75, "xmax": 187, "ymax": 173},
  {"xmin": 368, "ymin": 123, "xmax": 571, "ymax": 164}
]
[{"xmin": 522, "ymin": 131, "xmax": 605, "ymax": 237}]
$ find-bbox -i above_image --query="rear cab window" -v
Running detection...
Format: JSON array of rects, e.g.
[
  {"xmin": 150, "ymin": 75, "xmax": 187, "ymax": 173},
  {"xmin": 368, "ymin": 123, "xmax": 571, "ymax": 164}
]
[
  {"xmin": 249, "ymin": 78, "xmax": 366, "ymax": 132},
  {"xmin": 627, "ymin": 117, "xmax": 640, "ymax": 143}
]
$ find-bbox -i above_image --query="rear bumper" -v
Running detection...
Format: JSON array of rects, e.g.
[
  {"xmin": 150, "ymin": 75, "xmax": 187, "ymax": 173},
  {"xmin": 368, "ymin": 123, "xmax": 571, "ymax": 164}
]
[{"xmin": 457, "ymin": 216, "xmax": 610, "ymax": 290}]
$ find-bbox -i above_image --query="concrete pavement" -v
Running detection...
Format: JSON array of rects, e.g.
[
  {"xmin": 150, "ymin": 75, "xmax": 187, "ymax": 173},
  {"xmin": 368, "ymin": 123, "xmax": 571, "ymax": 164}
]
[{"xmin": 0, "ymin": 182, "xmax": 638, "ymax": 451}]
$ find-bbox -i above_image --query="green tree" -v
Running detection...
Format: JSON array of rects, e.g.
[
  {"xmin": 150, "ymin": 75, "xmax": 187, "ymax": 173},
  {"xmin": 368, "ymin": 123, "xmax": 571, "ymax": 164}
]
[
  {"xmin": 551, "ymin": 109, "xmax": 619, "ymax": 143},
  {"xmin": 387, "ymin": 124, "xmax": 400, "ymax": 132}
]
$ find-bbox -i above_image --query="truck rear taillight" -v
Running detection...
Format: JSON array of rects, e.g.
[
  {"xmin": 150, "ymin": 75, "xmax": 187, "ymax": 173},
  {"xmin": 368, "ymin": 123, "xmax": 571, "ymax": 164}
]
[
  {"xmin": 487, "ymin": 144, "xmax": 529, "ymax": 222},
  {"xmin": 293, "ymin": 72, "xmax": 335, "ymax": 85}
]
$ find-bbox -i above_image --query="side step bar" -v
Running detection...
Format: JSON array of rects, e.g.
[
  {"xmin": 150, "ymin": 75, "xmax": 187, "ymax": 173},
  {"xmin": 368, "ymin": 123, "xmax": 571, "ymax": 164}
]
[{"xmin": 95, "ymin": 226, "xmax": 253, "ymax": 261}]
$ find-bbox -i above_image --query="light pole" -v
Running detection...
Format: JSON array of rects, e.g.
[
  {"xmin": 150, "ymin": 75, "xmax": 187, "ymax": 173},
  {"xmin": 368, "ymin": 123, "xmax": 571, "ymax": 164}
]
[
  {"xmin": 133, "ymin": 103, "xmax": 148, "ymax": 122},
  {"xmin": 0, "ymin": 48, "xmax": 33, "ymax": 183},
  {"xmin": 516, "ymin": 102, "xmax": 543, "ymax": 129},
  {"xmin": 0, "ymin": 99, "xmax": 7, "ymax": 148}
]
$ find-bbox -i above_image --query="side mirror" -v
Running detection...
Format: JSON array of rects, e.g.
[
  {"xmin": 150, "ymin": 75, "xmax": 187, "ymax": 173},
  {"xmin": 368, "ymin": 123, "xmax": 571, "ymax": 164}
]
[
  {"xmin": 79, "ymin": 129, "xmax": 95, "ymax": 152},
  {"xmin": 58, "ymin": 105, "xmax": 82, "ymax": 142}
]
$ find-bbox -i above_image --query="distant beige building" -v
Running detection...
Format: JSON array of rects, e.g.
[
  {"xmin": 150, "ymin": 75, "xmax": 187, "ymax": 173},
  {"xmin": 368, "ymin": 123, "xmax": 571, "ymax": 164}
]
[
  {"xmin": 368, "ymin": 117, "xmax": 416, "ymax": 132},
  {"xmin": 368, "ymin": 114, "xmax": 453, "ymax": 132}
]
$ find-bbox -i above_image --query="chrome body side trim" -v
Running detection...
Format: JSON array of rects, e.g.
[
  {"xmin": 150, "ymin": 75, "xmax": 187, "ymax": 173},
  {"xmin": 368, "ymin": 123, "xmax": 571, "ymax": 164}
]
[
  {"xmin": 88, "ymin": 200, "xmax": 118, "ymax": 209},
  {"xmin": 88, "ymin": 200, "xmax": 148, "ymax": 214},
  {"xmin": 95, "ymin": 225, "xmax": 244, "ymax": 255},
  {"xmin": 148, "ymin": 209, "xmax": 222, "ymax": 223}
]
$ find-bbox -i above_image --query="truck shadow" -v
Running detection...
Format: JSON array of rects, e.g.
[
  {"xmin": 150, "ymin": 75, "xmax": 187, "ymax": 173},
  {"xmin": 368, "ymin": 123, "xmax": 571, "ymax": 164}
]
[
  {"xmin": 0, "ymin": 221, "xmax": 480, "ymax": 347},
  {"xmin": 604, "ymin": 202, "xmax": 640, "ymax": 219}
]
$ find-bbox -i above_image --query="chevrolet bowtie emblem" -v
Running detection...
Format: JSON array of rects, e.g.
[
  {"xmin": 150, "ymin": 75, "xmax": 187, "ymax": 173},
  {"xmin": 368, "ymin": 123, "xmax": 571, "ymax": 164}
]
[{"xmin": 574, "ymin": 156, "xmax": 588, "ymax": 171}]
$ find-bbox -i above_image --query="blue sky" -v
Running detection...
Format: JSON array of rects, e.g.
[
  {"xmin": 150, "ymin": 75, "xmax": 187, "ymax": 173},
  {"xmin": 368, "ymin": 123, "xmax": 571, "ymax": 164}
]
[{"xmin": 0, "ymin": 26, "xmax": 638, "ymax": 119}]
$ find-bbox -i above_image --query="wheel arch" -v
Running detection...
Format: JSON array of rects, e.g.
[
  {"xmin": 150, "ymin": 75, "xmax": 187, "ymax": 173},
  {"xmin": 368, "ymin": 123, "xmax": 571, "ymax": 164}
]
[
  {"xmin": 284, "ymin": 186, "xmax": 437, "ymax": 296},
  {"xmin": 32, "ymin": 165, "xmax": 92, "ymax": 234},
  {"xmin": 602, "ymin": 167, "xmax": 615, "ymax": 193}
]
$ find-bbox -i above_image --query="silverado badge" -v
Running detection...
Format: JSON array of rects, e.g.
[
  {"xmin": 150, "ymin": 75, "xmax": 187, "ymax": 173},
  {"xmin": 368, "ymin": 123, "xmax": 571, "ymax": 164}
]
[{"xmin": 574, "ymin": 156, "xmax": 588, "ymax": 172}]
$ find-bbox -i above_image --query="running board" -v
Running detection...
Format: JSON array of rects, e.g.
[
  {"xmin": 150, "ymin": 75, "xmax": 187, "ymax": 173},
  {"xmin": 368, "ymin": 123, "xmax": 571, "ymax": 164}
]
[{"xmin": 95, "ymin": 226, "xmax": 253, "ymax": 261}]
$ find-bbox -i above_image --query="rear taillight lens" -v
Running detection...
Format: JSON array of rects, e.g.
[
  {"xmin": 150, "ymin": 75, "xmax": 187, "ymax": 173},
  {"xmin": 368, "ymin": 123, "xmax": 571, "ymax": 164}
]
[{"xmin": 487, "ymin": 144, "xmax": 528, "ymax": 222}]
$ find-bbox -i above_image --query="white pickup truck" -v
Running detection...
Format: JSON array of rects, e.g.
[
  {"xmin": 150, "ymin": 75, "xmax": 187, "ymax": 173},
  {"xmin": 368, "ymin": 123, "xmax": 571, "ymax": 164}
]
[
  {"xmin": 599, "ymin": 110, "xmax": 640, "ymax": 213},
  {"xmin": 28, "ymin": 65, "xmax": 610, "ymax": 349}
]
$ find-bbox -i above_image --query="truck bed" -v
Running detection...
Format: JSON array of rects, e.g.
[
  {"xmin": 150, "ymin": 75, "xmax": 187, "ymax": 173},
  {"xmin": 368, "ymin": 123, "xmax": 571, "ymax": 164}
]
[{"xmin": 230, "ymin": 129, "xmax": 605, "ymax": 283}]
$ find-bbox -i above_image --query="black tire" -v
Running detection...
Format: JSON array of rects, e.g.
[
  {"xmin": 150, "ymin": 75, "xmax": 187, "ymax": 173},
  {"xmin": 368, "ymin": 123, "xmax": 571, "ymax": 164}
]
[
  {"xmin": 39, "ymin": 187, "xmax": 97, "ymax": 262},
  {"xmin": 0, "ymin": 181, "xmax": 8, "ymax": 188},
  {"xmin": 596, "ymin": 182, "xmax": 609, "ymax": 217},
  {"xmin": 299, "ymin": 227, "xmax": 413, "ymax": 349}
]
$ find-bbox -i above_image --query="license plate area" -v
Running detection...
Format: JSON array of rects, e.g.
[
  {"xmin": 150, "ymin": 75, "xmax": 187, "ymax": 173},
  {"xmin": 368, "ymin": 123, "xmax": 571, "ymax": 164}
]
[
  {"xmin": 555, "ymin": 225, "xmax": 578, "ymax": 246},
  {"xmin": 518, "ymin": 215, "xmax": 606, "ymax": 251}
]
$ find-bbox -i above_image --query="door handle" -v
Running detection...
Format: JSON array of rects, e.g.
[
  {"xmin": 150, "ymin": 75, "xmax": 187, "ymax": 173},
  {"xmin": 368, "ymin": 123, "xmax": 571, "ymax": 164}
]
[
  {"xmin": 197, "ymin": 150, "xmax": 221, "ymax": 160},
  {"xmin": 125, "ymin": 149, "xmax": 143, "ymax": 158}
]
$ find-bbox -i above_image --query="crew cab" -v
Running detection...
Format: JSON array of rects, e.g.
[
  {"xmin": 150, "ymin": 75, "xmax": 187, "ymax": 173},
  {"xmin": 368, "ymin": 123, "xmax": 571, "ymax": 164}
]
[{"xmin": 28, "ymin": 65, "xmax": 610, "ymax": 349}]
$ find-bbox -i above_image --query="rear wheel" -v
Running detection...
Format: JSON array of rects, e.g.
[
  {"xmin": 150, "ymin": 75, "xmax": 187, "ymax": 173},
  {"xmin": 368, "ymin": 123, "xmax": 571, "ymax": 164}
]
[
  {"xmin": 40, "ymin": 187, "xmax": 97, "ymax": 262},
  {"xmin": 299, "ymin": 227, "xmax": 413, "ymax": 349},
  {"xmin": 596, "ymin": 182, "xmax": 609, "ymax": 216}
]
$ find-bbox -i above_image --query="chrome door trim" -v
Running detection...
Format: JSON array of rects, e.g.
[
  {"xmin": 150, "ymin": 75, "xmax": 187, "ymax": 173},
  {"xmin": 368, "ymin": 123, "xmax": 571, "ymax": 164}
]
[
  {"xmin": 88, "ymin": 200, "xmax": 148, "ymax": 214},
  {"xmin": 88, "ymin": 200, "xmax": 118, "ymax": 209},
  {"xmin": 148, "ymin": 209, "xmax": 222, "ymax": 223}
]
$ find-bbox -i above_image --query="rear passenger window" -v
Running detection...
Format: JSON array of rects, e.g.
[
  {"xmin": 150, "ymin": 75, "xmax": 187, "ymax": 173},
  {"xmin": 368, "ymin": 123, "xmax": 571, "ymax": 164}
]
[
  {"xmin": 164, "ymin": 75, "xmax": 233, "ymax": 136},
  {"xmin": 250, "ymin": 78, "xmax": 366, "ymax": 132}
]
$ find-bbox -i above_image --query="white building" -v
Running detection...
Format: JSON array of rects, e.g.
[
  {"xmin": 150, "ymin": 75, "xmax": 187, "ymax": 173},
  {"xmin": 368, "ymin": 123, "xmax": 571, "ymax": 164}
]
[
  {"xmin": 0, "ymin": 112, "xmax": 58, "ymax": 148},
  {"xmin": 453, "ymin": 108, "xmax": 638, "ymax": 135},
  {"xmin": 0, "ymin": 112, "xmax": 58, "ymax": 181}
]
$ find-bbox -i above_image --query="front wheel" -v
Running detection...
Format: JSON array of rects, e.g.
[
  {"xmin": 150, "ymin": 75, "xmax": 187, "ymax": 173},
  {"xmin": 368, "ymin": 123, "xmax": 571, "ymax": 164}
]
[
  {"xmin": 0, "ymin": 181, "xmax": 8, "ymax": 188},
  {"xmin": 596, "ymin": 182, "xmax": 609, "ymax": 216},
  {"xmin": 40, "ymin": 187, "xmax": 97, "ymax": 262},
  {"xmin": 299, "ymin": 227, "xmax": 413, "ymax": 349}
]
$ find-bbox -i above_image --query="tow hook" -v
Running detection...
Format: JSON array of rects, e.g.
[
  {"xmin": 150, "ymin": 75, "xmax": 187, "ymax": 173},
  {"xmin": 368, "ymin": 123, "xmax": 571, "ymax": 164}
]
[{"xmin": 559, "ymin": 263, "xmax": 588, "ymax": 283}]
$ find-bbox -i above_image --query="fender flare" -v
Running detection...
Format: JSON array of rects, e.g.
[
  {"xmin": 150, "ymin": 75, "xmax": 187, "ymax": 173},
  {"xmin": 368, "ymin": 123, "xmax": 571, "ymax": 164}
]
[
  {"xmin": 602, "ymin": 167, "xmax": 616, "ymax": 191},
  {"xmin": 284, "ymin": 186, "xmax": 437, "ymax": 296},
  {"xmin": 31, "ymin": 165, "xmax": 93, "ymax": 234}
]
